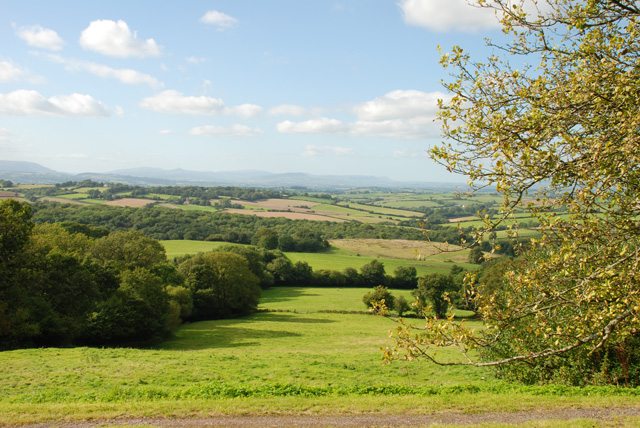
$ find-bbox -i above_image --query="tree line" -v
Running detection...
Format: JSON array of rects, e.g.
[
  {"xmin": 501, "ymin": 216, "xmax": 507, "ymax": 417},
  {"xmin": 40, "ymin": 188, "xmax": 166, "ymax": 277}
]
[{"xmin": 31, "ymin": 203, "xmax": 430, "ymax": 245}]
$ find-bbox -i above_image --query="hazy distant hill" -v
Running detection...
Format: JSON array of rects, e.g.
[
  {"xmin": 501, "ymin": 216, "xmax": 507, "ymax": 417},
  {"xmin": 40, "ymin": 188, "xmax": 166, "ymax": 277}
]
[
  {"xmin": 0, "ymin": 160, "xmax": 71, "ymax": 184},
  {"xmin": 0, "ymin": 161, "xmax": 463, "ymax": 191},
  {"xmin": 0, "ymin": 160, "xmax": 58, "ymax": 174}
]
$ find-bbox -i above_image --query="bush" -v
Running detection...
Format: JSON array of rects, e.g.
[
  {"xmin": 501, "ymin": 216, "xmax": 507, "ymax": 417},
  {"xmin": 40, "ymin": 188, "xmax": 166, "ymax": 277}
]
[{"xmin": 362, "ymin": 286, "xmax": 395, "ymax": 311}]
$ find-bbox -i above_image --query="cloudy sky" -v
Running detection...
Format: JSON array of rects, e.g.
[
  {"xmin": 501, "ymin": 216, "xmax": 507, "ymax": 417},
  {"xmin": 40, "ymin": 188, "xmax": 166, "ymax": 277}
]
[{"xmin": 1, "ymin": 0, "xmax": 507, "ymax": 182}]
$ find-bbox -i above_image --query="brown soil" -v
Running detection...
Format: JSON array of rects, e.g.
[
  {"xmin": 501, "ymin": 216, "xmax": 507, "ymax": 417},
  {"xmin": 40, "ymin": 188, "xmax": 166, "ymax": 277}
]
[{"xmin": 17, "ymin": 407, "xmax": 640, "ymax": 428}]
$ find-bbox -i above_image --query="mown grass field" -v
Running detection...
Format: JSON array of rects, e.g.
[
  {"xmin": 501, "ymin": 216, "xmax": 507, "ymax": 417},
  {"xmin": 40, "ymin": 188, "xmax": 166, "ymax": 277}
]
[{"xmin": 2, "ymin": 287, "xmax": 640, "ymax": 426}]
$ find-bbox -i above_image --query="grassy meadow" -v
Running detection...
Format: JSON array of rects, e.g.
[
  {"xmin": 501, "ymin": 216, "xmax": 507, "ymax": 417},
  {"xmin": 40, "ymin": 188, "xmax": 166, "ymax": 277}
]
[
  {"xmin": 161, "ymin": 239, "xmax": 475, "ymax": 277},
  {"xmin": 5, "ymin": 187, "xmax": 636, "ymax": 426},
  {"xmin": 3, "ymin": 286, "xmax": 640, "ymax": 425}
]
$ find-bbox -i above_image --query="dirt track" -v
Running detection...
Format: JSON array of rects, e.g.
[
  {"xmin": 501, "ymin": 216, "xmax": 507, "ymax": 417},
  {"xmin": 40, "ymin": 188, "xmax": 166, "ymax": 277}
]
[{"xmin": 17, "ymin": 407, "xmax": 640, "ymax": 428}]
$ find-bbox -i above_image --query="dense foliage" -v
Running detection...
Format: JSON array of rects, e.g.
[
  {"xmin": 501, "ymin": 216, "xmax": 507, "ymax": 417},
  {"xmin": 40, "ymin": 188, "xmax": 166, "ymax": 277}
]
[
  {"xmin": 31, "ymin": 203, "xmax": 427, "ymax": 246},
  {"xmin": 21, "ymin": 181, "xmax": 286, "ymax": 203},
  {"xmin": 0, "ymin": 200, "xmax": 263, "ymax": 349},
  {"xmin": 387, "ymin": 0, "xmax": 640, "ymax": 386}
]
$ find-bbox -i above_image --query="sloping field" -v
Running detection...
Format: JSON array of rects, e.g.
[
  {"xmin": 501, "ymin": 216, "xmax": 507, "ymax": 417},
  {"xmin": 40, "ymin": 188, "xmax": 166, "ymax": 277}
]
[
  {"xmin": 336, "ymin": 202, "xmax": 424, "ymax": 218},
  {"xmin": 40, "ymin": 197, "xmax": 90, "ymax": 205},
  {"xmin": 229, "ymin": 198, "xmax": 323, "ymax": 211},
  {"xmin": 103, "ymin": 198, "xmax": 154, "ymax": 207},
  {"xmin": 224, "ymin": 209, "xmax": 347, "ymax": 222},
  {"xmin": 330, "ymin": 238, "xmax": 463, "ymax": 260}
]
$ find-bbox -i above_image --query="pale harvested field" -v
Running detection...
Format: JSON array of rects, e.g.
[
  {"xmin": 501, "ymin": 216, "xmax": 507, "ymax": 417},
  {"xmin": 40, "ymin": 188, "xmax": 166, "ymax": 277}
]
[
  {"xmin": 213, "ymin": 198, "xmax": 322, "ymax": 212},
  {"xmin": 224, "ymin": 209, "xmax": 346, "ymax": 222},
  {"xmin": 449, "ymin": 216, "xmax": 477, "ymax": 222},
  {"xmin": 331, "ymin": 238, "xmax": 464, "ymax": 260},
  {"xmin": 103, "ymin": 198, "xmax": 153, "ymax": 207},
  {"xmin": 0, "ymin": 191, "xmax": 16, "ymax": 197}
]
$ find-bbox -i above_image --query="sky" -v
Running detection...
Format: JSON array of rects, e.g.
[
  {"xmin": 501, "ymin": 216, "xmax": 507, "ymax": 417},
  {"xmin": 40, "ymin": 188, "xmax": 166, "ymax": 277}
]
[{"xmin": 0, "ymin": 0, "xmax": 509, "ymax": 182}]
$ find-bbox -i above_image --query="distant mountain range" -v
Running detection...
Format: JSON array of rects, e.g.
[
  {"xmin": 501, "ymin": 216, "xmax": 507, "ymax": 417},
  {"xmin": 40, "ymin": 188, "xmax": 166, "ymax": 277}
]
[{"xmin": 0, "ymin": 160, "xmax": 464, "ymax": 191}]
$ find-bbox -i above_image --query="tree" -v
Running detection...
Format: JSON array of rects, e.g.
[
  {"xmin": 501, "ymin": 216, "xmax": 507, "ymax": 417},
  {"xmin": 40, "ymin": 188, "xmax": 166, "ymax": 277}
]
[
  {"xmin": 90, "ymin": 230, "xmax": 166, "ymax": 271},
  {"xmin": 0, "ymin": 200, "xmax": 37, "ymax": 345},
  {"xmin": 363, "ymin": 286, "xmax": 395, "ymax": 311},
  {"xmin": 86, "ymin": 268, "xmax": 171, "ymax": 345},
  {"xmin": 393, "ymin": 296, "xmax": 411, "ymax": 317},
  {"xmin": 266, "ymin": 256, "xmax": 294, "ymax": 285},
  {"xmin": 467, "ymin": 246, "xmax": 484, "ymax": 265},
  {"xmin": 386, "ymin": 0, "xmax": 640, "ymax": 384},
  {"xmin": 359, "ymin": 259, "xmax": 387, "ymax": 288},
  {"xmin": 412, "ymin": 274, "xmax": 457, "ymax": 319},
  {"xmin": 252, "ymin": 228, "xmax": 279, "ymax": 250},
  {"xmin": 178, "ymin": 252, "xmax": 261, "ymax": 320},
  {"xmin": 391, "ymin": 266, "xmax": 418, "ymax": 289}
]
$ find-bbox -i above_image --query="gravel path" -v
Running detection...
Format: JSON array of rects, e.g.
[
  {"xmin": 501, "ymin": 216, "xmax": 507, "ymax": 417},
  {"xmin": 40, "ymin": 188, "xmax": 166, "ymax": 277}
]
[{"xmin": 16, "ymin": 407, "xmax": 640, "ymax": 428}]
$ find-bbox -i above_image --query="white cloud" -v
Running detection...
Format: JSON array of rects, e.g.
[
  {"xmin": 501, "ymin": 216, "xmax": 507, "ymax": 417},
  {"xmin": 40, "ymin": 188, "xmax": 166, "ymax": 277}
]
[
  {"xmin": 229, "ymin": 103, "xmax": 264, "ymax": 118},
  {"xmin": 115, "ymin": 105, "xmax": 125, "ymax": 116},
  {"xmin": 398, "ymin": 0, "xmax": 501, "ymax": 32},
  {"xmin": 353, "ymin": 89, "xmax": 446, "ymax": 121},
  {"xmin": 269, "ymin": 104, "xmax": 308, "ymax": 117},
  {"xmin": 15, "ymin": 24, "xmax": 64, "ymax": 50},
  {"xmin": 186, "ymin": 56, "xmax": 206, "ymax": 64},
  {"xmin": 301, "ymin": 145, "xmax": 356, "ymax": 157},
  {"xmin": 277, "ymin": 90, "xmax": 446, "ymax": 139},
  {"xmin": 140, "ymin": 90, "xmax": 225, "ymax": 115},
  {"xmin": 0, "ymin": 61, "xmax": 25, "ymax": 82},
  {"xmin": 351, "ymin": 117, "xmax": 438, "ymax": 139},
  {"xmin": 393, "ymin": 148, "xmax": 426, "ymax": 158},
  {"xmin": 46, "ymin": 54, "xmax": 163, "ymax": 88},
  {"xmin": 200, "ymin": 10, "xmax": 239, "ymax": 29},
  {"xmin": 140, "ymin": 90, "xmax": 263, "ymax": 117},
  {"xmin": 0, "ymin": 90, "xmax": 109, "ymax": 117},
  {"xmin": 159, "ymin": 129, "xmax": 174, "ymax": 135},
  {"xmin": 277, "ymin": 117, "xmax": 347, "ymax": 134},
  {"xmin": 79, "ymin": 20, "xmax": 162, "ymax": 58},
  {"xmin": 189, "ymin": 125, "xmax": 263, "ymax": 137}
]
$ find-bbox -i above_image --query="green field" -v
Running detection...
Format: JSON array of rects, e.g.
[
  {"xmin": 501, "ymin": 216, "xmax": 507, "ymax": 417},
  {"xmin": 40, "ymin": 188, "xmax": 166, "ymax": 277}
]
[
  {"xmin": 335, "ymin": 201, "xmax": 424, "ymax": 218},
  {"xmin": 285, "ymin": 247, "xmax": 469, "ymax": 277},
  {"xmin": 57, "ymin": 192, "xmax": 91, "ymax": 200},
  {"xmin": 161, "ymin": 240, "xmax": 473, "ymax": 276},
  {"xmin": 259, "ymin": 286, "xmax": 417, "ymax": 312},
  {"xmin": 2, "ymin": 286, "xmax": 640, "ymax": 425},
  {"xmin": 161, "ymin": 240, "xmax": 238, "ymax": 258}
]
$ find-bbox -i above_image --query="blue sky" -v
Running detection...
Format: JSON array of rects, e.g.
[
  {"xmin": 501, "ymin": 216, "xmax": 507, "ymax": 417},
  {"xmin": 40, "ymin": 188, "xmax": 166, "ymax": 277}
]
[{"xmin": 0, "ymin": 0, "xmax": 507, "ymax": 182}]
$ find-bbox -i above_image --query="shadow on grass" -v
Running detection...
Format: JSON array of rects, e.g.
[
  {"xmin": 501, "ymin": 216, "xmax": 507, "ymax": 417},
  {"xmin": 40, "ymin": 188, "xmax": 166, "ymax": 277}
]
[
  {"xmin": 259, "ymin": 287, "xmax": 320, "ymax": 305},
  {"xmin": 157, "ymin": 312, "xmax": 335, "ymax": 350},
  {"xmin": 249, "ymin": 312, "xmax": 335, "ymax": 324}
]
